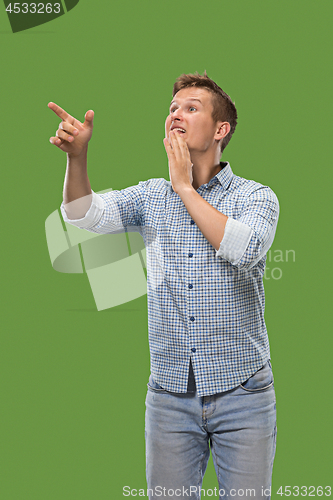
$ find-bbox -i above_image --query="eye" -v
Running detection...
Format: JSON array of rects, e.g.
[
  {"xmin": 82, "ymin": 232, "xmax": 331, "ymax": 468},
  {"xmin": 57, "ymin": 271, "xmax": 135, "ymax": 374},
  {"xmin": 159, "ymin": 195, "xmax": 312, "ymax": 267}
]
[
  {"xmin": 189, "ymin": 106, "xmax": 196, "ymax": 112},
  {"xmin": 170, "ymin": 107, "xmax": 177, "ymax": 113}
]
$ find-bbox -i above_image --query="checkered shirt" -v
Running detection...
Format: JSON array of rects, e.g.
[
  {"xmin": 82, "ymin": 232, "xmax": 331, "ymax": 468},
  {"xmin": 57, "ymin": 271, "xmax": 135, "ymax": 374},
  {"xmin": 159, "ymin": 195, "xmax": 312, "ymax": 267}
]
[{"xmin": 61, "ymin": 162, "xmax": 279, "ymax": 396}]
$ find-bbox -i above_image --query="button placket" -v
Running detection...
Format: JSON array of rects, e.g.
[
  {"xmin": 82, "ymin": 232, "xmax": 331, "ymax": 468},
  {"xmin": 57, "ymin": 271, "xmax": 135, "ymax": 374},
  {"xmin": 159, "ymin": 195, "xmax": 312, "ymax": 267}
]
[{"xmin": 187, "ymin": 217, "xmax": 197, "ymax": 352}]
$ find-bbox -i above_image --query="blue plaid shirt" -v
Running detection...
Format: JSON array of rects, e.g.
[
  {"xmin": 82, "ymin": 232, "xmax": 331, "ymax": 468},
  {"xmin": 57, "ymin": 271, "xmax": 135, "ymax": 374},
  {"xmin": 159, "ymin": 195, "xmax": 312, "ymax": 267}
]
[{"xmin": 61, "ymin": 162, "xmax": 279, "ymax": 396}]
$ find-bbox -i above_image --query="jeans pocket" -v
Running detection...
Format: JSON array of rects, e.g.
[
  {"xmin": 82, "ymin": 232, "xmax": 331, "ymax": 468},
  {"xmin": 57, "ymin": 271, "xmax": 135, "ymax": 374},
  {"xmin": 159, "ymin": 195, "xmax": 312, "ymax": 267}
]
[
  {"xmin": 147, "ymin": 374, "xmax": 169, "ymax": 393},
  {"xmin": 240, "ymin": 360, "xmax": 274, "ymax": 392}
]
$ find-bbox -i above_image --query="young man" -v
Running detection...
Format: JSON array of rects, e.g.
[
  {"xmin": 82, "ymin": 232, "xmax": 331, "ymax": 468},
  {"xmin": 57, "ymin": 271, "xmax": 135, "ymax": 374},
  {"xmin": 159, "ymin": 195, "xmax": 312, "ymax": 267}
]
[{"xmin": 49, "ymin": 72, "xmax": 279, "ymax": 499}]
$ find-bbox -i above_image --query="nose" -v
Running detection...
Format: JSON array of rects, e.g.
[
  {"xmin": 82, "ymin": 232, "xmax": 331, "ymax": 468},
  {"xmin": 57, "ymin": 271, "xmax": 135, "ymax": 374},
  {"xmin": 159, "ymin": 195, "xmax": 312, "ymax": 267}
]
[
  {"xmin": 170, "ymin": 109, "xmax": 183, "ymax": 128},
  {"xmin": 172, "ymin": 108, "xmax": 182, "ymax": 120}
]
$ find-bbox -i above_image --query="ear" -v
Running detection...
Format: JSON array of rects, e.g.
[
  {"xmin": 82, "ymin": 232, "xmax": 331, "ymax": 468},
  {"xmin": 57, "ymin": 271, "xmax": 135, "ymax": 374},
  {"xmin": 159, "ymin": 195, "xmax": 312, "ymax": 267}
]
[{"xmin": 214, "ymin": 121, "xmax": 230, "ymax": 141}]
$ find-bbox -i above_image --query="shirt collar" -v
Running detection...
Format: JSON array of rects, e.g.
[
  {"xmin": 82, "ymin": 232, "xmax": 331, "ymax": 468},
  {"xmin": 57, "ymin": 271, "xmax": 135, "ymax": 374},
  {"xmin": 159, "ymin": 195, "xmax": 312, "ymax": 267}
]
[
  {"xmin": 169, "ymin": 162, "xmax": 234, "ymax": 193},
  {"xmin": 207, "ymin": 162, "xmax": 234, "ymax": 191}
]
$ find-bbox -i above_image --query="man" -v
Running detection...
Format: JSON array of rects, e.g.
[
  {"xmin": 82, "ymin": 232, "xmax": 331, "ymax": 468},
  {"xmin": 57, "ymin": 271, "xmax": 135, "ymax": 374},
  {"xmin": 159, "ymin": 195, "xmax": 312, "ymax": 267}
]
[{"xmin": 49, "ymin": 72, "xmax": 279, "ymax": 499}]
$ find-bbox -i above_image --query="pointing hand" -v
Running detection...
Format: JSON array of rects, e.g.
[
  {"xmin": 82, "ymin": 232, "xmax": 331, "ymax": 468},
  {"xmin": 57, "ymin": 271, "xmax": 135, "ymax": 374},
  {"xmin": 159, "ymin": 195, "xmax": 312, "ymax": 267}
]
[{"xmin": 48, "ymin": 102, "xmax": 94, "ymax": 157}]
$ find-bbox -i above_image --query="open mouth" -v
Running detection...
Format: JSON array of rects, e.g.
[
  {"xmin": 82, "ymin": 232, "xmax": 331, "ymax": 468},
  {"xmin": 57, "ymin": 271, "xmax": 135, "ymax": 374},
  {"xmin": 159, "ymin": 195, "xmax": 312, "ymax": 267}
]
[{"xmin": 172, "ymin": 128, "xmax": 186, "ymax": 134}]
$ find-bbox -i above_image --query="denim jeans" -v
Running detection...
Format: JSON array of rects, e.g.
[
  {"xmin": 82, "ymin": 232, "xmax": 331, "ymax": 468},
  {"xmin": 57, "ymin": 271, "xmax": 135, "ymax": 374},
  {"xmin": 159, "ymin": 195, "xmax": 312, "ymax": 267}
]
[{"xmin": 145, "ymin": 361, "xmax": 276, "ymax": 500}]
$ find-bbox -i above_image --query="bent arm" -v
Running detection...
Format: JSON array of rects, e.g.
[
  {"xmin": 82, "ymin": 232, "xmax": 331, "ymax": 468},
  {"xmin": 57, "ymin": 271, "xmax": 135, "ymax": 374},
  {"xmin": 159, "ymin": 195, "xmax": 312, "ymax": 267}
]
[
  {"xmin": 178, "ymin": 185, "xmax": 279, "ymax": 270},
  {"xmin": 217, "ymin": 187, "xmax": 279, "ymax": 269},
  {"xmin": 176, "ymin": 185, "xmax": 228, "ymax": 250}
]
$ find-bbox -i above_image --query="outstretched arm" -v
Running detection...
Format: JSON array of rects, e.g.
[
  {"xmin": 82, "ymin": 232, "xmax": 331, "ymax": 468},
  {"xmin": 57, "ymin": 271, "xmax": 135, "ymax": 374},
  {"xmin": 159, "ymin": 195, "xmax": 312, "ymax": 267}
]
[{"xmin": 48, "ymin": 102, "xmax": 94, "ymax": 218}]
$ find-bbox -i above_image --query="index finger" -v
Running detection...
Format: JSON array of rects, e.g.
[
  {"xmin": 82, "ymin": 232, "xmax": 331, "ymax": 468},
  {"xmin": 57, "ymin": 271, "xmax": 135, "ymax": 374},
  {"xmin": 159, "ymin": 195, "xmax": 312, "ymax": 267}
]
[
  {"xmin": 48, "ymin": 102, "xmax": 71, "ymax": 121},
  {"xmin": 176, "ymin": 131, "xmax": 191, "ymax": 155}
]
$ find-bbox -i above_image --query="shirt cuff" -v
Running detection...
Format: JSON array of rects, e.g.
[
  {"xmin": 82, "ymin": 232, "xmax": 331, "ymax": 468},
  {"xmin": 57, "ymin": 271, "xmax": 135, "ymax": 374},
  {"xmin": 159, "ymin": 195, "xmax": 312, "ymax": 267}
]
[
  {"xmin": 216, "ymin": 217, "xmax": 253, "ymax": 264},
  {"xmin": 60, "ymin": 191, "xmax": 104, "ymax": 229}
]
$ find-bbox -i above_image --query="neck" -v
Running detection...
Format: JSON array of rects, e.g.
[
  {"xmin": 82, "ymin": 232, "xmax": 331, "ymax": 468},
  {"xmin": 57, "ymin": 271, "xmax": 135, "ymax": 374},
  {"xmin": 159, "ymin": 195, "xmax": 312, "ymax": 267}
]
[{"xmin": 190, "ymin": 149, "xmax": 223, "ymax": 190}]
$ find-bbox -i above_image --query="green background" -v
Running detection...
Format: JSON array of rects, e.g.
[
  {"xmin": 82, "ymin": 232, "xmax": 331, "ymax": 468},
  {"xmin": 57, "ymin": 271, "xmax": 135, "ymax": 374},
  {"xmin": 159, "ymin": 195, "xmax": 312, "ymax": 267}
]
[{"xmin": 0, "ymin": 1, "xmax": 332, "ymax": 498}]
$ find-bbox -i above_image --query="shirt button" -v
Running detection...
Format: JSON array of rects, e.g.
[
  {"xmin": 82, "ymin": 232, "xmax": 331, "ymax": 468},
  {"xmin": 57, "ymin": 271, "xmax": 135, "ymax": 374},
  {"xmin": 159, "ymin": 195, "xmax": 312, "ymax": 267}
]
[
  {"xmin": 190, "ymin": 220, "xmax": 195, "ymax": 225},
  {"xmin": 190, "ymin": 316, "xmax": 195, "ymax": 322},
  {"xmin": 188, "ymin": 284, "xmax": 193, "ymax": 289},
  {"xmin": 191, "ymin": 348, "xmax": 196, "ymax": 353},
  {"xmin": 188, "ymin": 253, "xmax": 193, "ymax": 258}
]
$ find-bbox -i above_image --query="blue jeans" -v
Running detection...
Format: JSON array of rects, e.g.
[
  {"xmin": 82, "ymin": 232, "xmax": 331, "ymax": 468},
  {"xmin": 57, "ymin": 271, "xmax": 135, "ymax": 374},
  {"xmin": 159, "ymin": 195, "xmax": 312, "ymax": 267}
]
[{"xmin": 145, "ymin": 361, "xmax": 277, "ymax": 500}]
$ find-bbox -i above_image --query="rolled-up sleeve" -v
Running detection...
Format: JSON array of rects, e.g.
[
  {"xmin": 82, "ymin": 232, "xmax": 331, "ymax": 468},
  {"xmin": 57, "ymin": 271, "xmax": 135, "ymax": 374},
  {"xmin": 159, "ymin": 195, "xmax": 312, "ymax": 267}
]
[
  {"xmin": 60, "ymin": 181, "xmax": 147, "ymax": 234},
  {"xmin": 60, "ymin": 191, "xmax": 104, "ymax": 229},
  {"xmin": 216, "ymin": 186, "xmax": 279, "ymax": 269}
]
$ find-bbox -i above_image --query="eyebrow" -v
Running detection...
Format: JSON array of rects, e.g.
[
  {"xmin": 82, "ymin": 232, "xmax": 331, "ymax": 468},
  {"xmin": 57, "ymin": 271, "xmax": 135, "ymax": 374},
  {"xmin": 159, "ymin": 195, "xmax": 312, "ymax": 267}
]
[{"xmin": 170, "ymin": 98, "xmax": 203, "ymax": 107}]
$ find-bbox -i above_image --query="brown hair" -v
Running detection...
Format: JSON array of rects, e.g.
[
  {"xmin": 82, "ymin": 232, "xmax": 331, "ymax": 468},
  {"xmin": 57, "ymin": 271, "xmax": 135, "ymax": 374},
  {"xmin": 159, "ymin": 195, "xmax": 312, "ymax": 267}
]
[{"xmin": 172, "ymin": 71, "xmax": 237, "ymax": 153}]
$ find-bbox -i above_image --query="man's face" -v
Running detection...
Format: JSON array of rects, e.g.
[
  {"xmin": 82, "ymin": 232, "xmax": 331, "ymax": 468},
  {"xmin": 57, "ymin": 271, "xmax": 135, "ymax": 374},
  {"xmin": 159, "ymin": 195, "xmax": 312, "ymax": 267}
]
[{"xmin": 165, "ymin": 87, "xmax": 220, "ymax": 154}]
